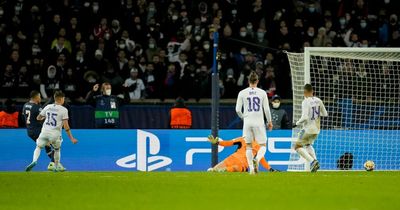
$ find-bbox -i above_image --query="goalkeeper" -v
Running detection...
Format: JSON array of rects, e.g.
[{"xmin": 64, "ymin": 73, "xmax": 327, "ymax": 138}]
[{"xmin": 207, "ymin": 136, "xmax": 278, "ymax": 172}]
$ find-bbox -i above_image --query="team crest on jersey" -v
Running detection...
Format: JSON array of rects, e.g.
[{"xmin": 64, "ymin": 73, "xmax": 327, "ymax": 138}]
[{"xmin": 110, "ymin": 101, "xmax": 116, "ymax": 109}]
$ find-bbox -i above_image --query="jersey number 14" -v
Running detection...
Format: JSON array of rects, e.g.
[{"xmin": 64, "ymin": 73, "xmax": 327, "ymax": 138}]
[{"xmin": 311, "ymin": 106, "xmax": 320, "ymax": 120}]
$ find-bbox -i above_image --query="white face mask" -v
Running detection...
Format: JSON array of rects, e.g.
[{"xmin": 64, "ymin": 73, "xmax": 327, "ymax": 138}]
[
  {"xmin": 203, "ymin": 44, "xmax": 210, "ymax": 50},
  {"xmin": 104, "ymin": 89, "xmax": 111, "ymax": 96},
  {"xmin": 172, "ymin": 15, "xmax": 178, "ymax": 20},
  {"xmin": 119, "ymin": 44, "xmax": 126, "ymax": 49},
  {"xmin": 257, "ymin": 32, "xmax": 264, "ymax": 39},
  {"xmin": 272, "ymin": 102, "xmax": 280, "ymax": 109},
  {"xmin": 93, "ymin": 5, "xmax": 99, "ymax": 12},
  {"xmin": 240, "ymin": 32, "xmax": 247, "ymax": 37},
  {"xmin": 104, "ymin": 33, "xmax": 111, "ymax": 40},
  {"xmin": 6, "ymin": 37, "xmax": 13, "ymax": 44},
  {"xmin": 195, "ymin": 35, "xmax": 202, "ymax": 42},
  {"xmin": 149, "ymin": 43, "xmax": 155, "ymax": 49}
]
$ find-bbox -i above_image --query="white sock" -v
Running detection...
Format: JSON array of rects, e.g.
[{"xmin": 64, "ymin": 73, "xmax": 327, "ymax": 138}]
[
  {"xmin": 306, "ymin": 145, "xmax": 317, "ymax": 160},
  {"xmin": 54, "ymin": 149, "xmax": 60, "ymax": 167},
  {"xmin": 246, "ymin": 148, "xmax": 254, "ymax": 172},
  {"xmin": 296, "ymin": 147, "xmax": 314, "ymax": 162},
  {"xmin": 256, "ymin": 146, "xmax": 266, "ymax": 162},
  {"xmin": 33, "ymin": 147, "xmax": 41, "ymax": 162}
]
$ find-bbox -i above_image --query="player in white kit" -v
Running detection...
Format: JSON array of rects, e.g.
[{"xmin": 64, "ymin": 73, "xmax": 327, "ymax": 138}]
[
  {"xmin": 235, "ymin": 71, "xmax": 273, "ymax": 174},
  {"xmin": 294, "ymin": 84, "xmax": 328, "ymax": 172},
  {"xmin": 25, "ymin": 91, "xmax": 78, "ymax": 172}
]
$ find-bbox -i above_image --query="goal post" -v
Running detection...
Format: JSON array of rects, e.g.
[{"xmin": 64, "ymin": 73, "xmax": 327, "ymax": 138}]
[{"xmin": 286, "ymin": 47, "xmax": 400, "ymax": 171}]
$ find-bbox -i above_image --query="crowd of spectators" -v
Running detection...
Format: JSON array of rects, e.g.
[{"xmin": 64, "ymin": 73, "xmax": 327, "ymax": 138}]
[{"xmin": 0, "ymin": 0, "xmax": 399, "ymax": 103}]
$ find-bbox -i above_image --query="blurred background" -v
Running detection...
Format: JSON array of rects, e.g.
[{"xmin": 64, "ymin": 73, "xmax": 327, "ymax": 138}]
[{"xmin": 0, "ymin": 0, "xmax": 399, "ymax": 129}]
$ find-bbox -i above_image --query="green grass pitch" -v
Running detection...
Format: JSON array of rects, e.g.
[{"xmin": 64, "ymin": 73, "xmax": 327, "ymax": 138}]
[{"xmin": 0, "ymin": 171, "xmax": 399, "ymax": 210}]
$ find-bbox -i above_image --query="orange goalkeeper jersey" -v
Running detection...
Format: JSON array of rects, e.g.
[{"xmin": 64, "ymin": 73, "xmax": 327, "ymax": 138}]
[{"xmin": 218, "ymin": 137, "xmax": 271, "ymax": 171}]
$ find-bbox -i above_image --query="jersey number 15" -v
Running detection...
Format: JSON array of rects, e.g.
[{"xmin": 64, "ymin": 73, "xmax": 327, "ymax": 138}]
[{"xmin": 46, "ymin": 112, "xmax": 58, "ymax": 127}]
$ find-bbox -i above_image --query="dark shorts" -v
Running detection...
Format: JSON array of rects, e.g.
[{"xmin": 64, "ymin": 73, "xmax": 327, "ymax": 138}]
[{"xmin": 27, "ymin": 130, "xmax": 41, "ymax": 142}]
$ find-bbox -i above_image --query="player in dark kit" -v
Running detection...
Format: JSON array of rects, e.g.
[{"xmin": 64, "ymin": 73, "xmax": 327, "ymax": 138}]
[{"xmin": 22, "ymin": 91, "xmax": 55, "ymax": 171}]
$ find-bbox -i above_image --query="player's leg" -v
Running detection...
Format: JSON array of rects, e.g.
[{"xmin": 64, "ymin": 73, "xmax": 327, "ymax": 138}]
[
  {"xmin": 306, "ymin": 134, "xmax": 319, "ymax": 172},
  {"xmin": 294, "ymin": 131, "xmax": 315, "ymax": 163},
  {"xmin": 29, "ymin": 131, "xmax": 55, "ymax": 170},
  {"xmin": 252, "ymin": 126, "xmax": 267, "ymax": 173},
  {"xmin": 244, "ymin": 125, "xmax": 255, "ymax": 174},
  {"xmin": 208, "ymin": 160, "xmax": 228, "ymax": 172},
  {"xmin": 52, "ymin": 136, "xmax": 64, "ymax": 172},
  {"xmin": 45, "ymin": 145, "xmax": 55, "ymax": 162},
  {"xmin": 254, "ymin": 126, "xmax": 267, "ymax": 163},
  {"xmin": 306, "ymin": 144, "xmax": 317, "ymax": 160},
  {"xmin": 26, "ymin": 134, "xmax": 47, "ymax": 172}
]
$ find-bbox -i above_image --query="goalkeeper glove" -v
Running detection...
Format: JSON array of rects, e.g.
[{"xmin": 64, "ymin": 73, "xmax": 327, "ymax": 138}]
[{"xmin": 207, "ymin": 135, "xmax": 219, "ymax": 144}]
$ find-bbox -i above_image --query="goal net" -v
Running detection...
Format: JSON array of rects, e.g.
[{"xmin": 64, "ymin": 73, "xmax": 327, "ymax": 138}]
[{"xmin": 286, "ymin": 47, "xmax": 400, "ymax": 171}]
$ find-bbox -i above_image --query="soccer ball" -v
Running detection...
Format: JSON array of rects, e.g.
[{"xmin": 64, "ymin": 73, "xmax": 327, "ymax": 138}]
[{"xmin": 363, "ymin": 160, "xmax": 375, "ymax": 171}]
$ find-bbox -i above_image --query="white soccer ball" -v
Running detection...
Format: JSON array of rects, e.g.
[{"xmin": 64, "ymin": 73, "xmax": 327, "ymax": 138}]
[{"xmin": 364, "ymin": 160, "xmax": 375, "ymax": 171}]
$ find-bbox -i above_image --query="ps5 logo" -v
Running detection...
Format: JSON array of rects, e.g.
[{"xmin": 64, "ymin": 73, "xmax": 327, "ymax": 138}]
[{"xmin": 116, "ymin": 130, "xmax": 172, "ymax": 171}]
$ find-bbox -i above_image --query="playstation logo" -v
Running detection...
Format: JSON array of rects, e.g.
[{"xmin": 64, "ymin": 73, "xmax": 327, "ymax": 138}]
[{"xmin": 116, "ymin": 130, "xmax": 172, "ymax": 171}]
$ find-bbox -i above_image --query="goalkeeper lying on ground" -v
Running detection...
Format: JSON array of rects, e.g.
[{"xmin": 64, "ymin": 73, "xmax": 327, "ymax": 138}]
[{"xmin": 207, "ymin": 136, "xmax": 278, "ymax": 172}]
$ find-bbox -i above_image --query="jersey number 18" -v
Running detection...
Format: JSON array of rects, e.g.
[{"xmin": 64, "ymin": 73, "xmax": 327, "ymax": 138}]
[{"xmin": 247, "ymin": 97, "xmax": 260, "ymax": 112}]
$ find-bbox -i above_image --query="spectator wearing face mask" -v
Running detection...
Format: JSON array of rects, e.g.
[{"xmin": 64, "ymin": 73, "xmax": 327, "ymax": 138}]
[
  {"xmin": 313, "ymin": 27, "xmax": 332, "ymax": 47},
  {"xmin": 85, "ymin": 82, "xmax": 129, "ymax": 128},
  {"xmin": 237, "ymin": 26, "xmax": 253, "ymax": 43},
  {"xmin": 254, "ymin": 28, "xmax": 269, "ymax": 46},
  {"xmin": 270, "ymin": 95, "xmax": 290, "ymax": 130},
  {"xmin": 145, "ymin": 38, "xmax": 160, "ymax": 62}
]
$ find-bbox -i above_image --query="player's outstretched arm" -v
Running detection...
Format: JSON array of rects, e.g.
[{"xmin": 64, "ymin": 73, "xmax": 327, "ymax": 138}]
[
  {"xmin": 207, "ymin": 135, "xmax": 239, "ymax": 147},
  {"xmin": 63, "ymin": 120, "xmax": 78, "ymax": 144}
]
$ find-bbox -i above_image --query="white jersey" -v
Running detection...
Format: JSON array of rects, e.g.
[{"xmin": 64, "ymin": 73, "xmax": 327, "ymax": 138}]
[
  {"xmin": 124, "ymin": 78, "xmax": 145, "ymax": 99},
  {"xmin": 296, "ymin": 97, "xmax": 328, "ymax": 134},
  {"xmin": 39, "ymin": 104, "xmax": 69, "ymax": 135},
  {"xmin": 235, "ymin": 87, "xmax": 272, "ymax": 126}
]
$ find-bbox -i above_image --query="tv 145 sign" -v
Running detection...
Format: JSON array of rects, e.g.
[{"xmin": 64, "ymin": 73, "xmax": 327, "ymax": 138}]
[{"xmin": 115, "ymin": 130, "xmax": 298, "ymax": 171}]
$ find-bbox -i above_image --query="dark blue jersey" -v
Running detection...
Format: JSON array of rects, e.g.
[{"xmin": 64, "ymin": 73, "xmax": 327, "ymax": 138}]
[{"xmin": 22, "ymin": 102, "xmax": 42, "ymax": 134}]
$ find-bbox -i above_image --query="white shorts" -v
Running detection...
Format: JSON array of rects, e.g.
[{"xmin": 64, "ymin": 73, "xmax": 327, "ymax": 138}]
[
  {"xmin": 296, "ymin": 130, "xmax": 318, "ymax": 146},
  {"xmin": 36, "ymin": 131, "xmax": 62, "ymax": 149},
  {"xmin": 243, "ymin": 124, "xmax": 267, "ymax": 144}
]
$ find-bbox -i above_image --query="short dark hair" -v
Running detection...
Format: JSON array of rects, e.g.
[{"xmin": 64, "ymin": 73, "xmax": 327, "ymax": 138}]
[
  {"xmin": 304, "ymin": 84, "xmax": 313, "ymax": 92},
  {"xmin": 54, "ymin": 90, "xmax": 65, "ymax": 99},
  {"xmin": 248, "ymin": 71, "xmax": 259, "ymax": 84},
  {"xmin": 30, "ymin": 90, "xmax": 40, "ymax": 99}
]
